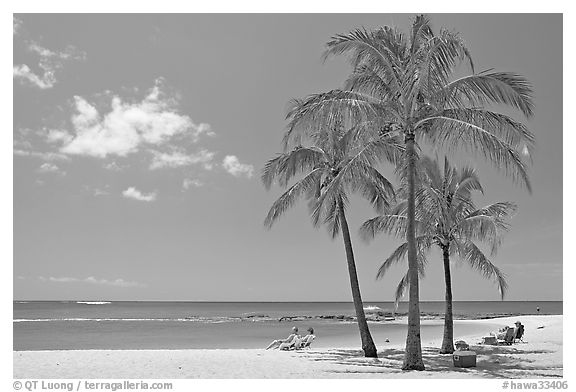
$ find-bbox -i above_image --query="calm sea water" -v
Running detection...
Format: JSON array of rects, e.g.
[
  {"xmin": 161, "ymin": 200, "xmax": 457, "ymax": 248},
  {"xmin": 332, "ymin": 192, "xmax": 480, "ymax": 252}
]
[{"xmin": 13, "ymin": 301, "xmax": 562, "ymax": 351}]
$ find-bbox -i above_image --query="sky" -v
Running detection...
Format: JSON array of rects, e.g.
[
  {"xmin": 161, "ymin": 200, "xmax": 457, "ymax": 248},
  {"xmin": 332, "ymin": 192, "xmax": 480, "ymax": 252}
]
[{"xmin": 13, "ymin": 13, "xmax": 562, "ymax": 302}]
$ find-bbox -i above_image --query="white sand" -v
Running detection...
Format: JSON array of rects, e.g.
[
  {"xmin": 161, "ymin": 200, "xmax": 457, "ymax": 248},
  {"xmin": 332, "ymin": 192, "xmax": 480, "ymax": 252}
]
[{"xmin": 13, "ymin": 315, "xmax": 562, "ymax": 379}]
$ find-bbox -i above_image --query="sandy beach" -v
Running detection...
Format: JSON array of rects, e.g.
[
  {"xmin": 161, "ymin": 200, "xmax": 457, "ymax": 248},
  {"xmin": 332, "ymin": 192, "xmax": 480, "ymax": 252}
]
[{"xmin": 13, "ymin": 315, "xmax": 562, "ymax": 379}]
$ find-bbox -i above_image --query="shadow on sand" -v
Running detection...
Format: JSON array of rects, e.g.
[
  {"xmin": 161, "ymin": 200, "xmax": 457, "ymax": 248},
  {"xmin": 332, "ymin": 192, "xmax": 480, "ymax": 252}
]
[{"xmin": 297, "ymin": 344, "xmax": 562, "ymax": 378}]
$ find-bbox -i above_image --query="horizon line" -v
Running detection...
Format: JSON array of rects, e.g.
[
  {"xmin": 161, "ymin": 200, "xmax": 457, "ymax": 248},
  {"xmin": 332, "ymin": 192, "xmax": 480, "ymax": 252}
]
[{"xmin": 13, "ymin": 299, "xmax": 563, "ymax": 303}]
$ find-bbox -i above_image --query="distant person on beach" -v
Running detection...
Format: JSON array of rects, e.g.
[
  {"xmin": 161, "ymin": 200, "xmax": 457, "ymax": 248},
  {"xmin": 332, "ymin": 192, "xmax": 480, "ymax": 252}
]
[
  {"xmin": 265, "ymin": 326, "xmax": 300, "ymax": 350},
  {"xmin": 537, "ymin": 307, "xmax": 540, "ymax": 313}
]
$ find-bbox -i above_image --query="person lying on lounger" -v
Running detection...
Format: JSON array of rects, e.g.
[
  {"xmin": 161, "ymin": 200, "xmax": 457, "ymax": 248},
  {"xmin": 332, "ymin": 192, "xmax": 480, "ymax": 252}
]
[
  {"xmin": 298, "ymin": 327, "xmax": 316, "ymax": 349},
  {"xmin": 265, "ymin": 326, "xmax": 300, "ymax": 350}
]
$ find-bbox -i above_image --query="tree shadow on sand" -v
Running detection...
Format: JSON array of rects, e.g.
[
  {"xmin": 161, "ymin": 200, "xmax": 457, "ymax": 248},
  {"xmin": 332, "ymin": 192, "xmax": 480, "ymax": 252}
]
[{"xmin": 297, "ymin": 345, "xmax": 562, "ymax": 378}]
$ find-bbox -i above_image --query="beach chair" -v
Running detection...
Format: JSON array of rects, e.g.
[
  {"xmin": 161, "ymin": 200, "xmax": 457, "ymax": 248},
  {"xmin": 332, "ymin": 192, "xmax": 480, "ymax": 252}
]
[
  {"xmin": 294, "ymin": 335, "xmax": 315, "ymax": 350},
  {"xmin": 498, "ymin": 327, "xmax": 515, "ymax": 345},
  {"xmin": 279, "ymin": 335, "xmax": 301, "ymax": 351}
]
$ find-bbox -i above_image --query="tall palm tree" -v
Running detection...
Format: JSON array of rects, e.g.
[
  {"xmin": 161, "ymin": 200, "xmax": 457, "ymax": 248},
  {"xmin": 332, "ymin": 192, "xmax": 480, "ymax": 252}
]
[
  {"xmin": 262, "ymin": 123, "xmax": 401, "ymax": 358},
  {"xmin": 361, "ymin": 156, "xmax": 515, "ymax": 354},
  {"xmin": 283, "ymin": 15, "xmax": 534, "ymax": 369}
]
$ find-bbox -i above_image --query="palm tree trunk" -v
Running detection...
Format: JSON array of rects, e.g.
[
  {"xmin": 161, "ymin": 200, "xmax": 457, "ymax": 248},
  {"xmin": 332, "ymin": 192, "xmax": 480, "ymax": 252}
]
[
  {"xmin": 403, "ymin": 134, "xmax": 425, "ymax": 370},
  {"xmin": 337, "ymin": 198, "xmax": 378, "ymax": 358},
  {"xmin": 440, "ymin": 244, "xmax": 455, "ymax": 354}
]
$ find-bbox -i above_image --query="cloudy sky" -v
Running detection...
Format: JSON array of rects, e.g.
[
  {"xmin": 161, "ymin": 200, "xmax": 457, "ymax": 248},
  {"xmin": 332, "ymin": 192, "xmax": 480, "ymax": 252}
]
[{"xmin": 13, "ymin": 14, "xmax": 562, "ymax": 301}]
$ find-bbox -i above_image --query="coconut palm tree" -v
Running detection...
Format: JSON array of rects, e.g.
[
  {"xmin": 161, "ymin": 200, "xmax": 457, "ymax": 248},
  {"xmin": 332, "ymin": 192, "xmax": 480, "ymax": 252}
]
[
  {"xmin": 361, "ymin": 156, "xmax": 515, "ymax": 354},
  {"xmin": 262, "ymin": 123, "xmax": 402, "ymax": 358},
  {"xmin": 283, "ymin": 15, "xmax": 534, "ymax": 369}
]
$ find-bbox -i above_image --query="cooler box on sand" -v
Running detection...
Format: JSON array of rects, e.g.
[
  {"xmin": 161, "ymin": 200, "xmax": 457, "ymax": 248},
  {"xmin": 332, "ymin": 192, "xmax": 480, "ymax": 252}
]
[{"xmin": 453, "ymin": 350, "xmax": 477, "ymax": 368}]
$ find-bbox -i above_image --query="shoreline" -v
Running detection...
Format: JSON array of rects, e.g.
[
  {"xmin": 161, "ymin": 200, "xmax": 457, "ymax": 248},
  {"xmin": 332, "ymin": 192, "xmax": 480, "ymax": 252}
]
[{"xmin": 14, "ymin": 315, "xmax": 562, "ymax": 379}]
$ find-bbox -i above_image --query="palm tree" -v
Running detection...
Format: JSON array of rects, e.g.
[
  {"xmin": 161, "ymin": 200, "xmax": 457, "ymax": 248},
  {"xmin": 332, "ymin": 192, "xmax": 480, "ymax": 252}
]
[
  {"xmin": 361, "ymin": 156, "xmax": 515, "ymax": 354},
  {"xmin": 283, "ymin": 15, "xmax": 534, "ymax": 369},
  {"xmin": 262, "ymin": 123, "xmax": 401, "ymax": 358}
]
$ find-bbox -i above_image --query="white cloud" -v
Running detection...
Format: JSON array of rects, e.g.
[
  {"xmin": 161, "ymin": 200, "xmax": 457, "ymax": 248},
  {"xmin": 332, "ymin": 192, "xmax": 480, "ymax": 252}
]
[
  {"xmin": 38, "ymin": 276, "xmax": 144, "ymax": 288},
  {"xmin": 13, "ymin": 40, "xmax": 86, "ymax": 89},
  {"xmin": 14, "ymin": 149, "xmax": 70, "ymax": 161},
  {"xmin": 13, "ymin": 64, "xmax": 56, "ymax": 89},
  {"xmin": 56, "ymin": 81, "xmax": 213, "ymax": 159},
  {"xmin": 122, "ymin": 187, "xmax": 157, "ymax": 202},
  {"xmin": 222, "ymin": 155, "xmax": 254, "ymax": 178},
  {"xmin": 103, "ymin": 161, "xmax": 122, "ymax": 171},
  {"xmin": 38, "ymin": 162, "xmax": 65, "ymax": 175},
  {"xmin": 13, "ymin": 16, "xmax": 22, "ymax": 35},
  {"xmin": 94, "ymin": 188, "xmax": 110, "ymax": 197},
  {"xmin": 45, "ymin": 129, "xmax": 73, "ymax": 144},
  {"xmin": 149, "ymin": 149, "xmax": 215, "ymax": 170},
  {"xmin": 183, "ymin": 178, "xmax": 203, "ymax": 190}
]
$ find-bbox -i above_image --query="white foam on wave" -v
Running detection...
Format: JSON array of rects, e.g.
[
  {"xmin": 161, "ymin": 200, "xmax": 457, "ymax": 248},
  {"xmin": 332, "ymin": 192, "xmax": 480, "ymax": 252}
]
[
  {"xmin": 13, "ymin": 317, "xmax": 243, "ymax": 323},
  {"xmin": 363, "ymin": 305, "xmax": 382, "ymax": 312},
  {"xmin": 76, "ymin": 301, "xmax": 112, "ymax": 305}
]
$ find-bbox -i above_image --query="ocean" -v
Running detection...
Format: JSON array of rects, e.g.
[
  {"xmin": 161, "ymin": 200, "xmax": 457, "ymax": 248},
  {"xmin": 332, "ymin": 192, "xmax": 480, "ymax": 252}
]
[{"xmin": 13, "ymin": 301, "xmax": 562, "ymax": 351}]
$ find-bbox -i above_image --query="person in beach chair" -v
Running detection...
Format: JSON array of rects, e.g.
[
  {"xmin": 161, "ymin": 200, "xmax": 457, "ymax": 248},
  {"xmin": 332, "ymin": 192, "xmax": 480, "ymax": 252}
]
[
  {"xmin": 298, "ymin": 327, "xmax": 316, "ymax": 349},
  {"xmin": 498, "ymin": 326, "xmax": 516, "ymax": 345},
  {"xmin": 513, "ymin": 321, "xmax": 525, "ymax": 343},
  {"xmin": 265, "ymin": 326, "xmax": 300, "ymax": 350},
  {"xmin": 279, "ymin": 327, "xmax": 316, "ymax": 350}
]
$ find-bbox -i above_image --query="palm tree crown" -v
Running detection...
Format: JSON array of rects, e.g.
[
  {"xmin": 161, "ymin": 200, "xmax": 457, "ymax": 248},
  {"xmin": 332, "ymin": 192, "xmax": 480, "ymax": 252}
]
[
  {"xmin": 362, "ymin": 156, "xmax": 514, "ymax": 303},
  {"xmin": 263, "ymin": 124, "xmax": 400, "ymax": 235}
]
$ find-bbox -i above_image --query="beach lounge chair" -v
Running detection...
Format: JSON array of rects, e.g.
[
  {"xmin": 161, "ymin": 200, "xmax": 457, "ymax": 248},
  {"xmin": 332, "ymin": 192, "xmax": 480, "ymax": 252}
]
[
  {"xmin": 498, "ymin": 327, "xmax": 515, "ymax": 345},
  {"xmin": 296, "ymin": 335, "xmax": 315, "ymax": 349},
  {"xmin": 279, "ymin": 335, "xmax": 302, "ymax": 351}
]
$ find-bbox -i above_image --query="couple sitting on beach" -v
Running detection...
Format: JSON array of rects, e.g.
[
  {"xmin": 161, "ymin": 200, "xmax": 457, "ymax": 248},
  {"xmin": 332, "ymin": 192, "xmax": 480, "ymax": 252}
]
[
  {"xmin": 265, "ymin": 326, "xmax": 315, "ymax": 350},
  {"xmin": 494, "ymin": 321, "xmax": 524, "ymax": 341},
  {"xmin": 483, "ymin": 321, "xmax": 524, "ymax": 345}
]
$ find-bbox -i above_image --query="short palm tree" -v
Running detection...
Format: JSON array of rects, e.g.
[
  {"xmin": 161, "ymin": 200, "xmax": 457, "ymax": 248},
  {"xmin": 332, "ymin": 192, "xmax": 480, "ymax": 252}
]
[
  {"xmin": 361, "ymin": 156, "xmax": 515, "ymax": 354},
  {"xmin": 262, "ymin": 123, "xmax": 401, "ymax": 358},
  {"xmin": 283, "ymin": 15, "xmax": 534, "ymax": 369}
]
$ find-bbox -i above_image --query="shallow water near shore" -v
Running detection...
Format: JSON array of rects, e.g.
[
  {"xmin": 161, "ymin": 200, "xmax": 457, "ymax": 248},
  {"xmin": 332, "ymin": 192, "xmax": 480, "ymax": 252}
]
[{"xmin": 14, "ymin": 301, "xmax": 561, "ymax": 351}]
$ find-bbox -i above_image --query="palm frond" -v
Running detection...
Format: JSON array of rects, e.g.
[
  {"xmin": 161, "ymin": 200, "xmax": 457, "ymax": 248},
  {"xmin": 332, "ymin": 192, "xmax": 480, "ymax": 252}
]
[
  {"xmin": 453, "ymin": 166, "xmax": 484, "ymax": 198},
  {"xmin": 376, "ymin": 236, "xmax": 432, "ymax": 279},
  {"xmin": 411, "ymin": 28, "xmax": 475, "ymax": 106},
  {"xmin": 392, "ymin": 253, "xmax": 429, "ymax": 309},
  {"xmin": 420, "ymin": 115, "xmax": 532, "ymax": 192},
  {"xmin": 360, "ymin": 213, "xmax": 408, "ymax": 241},
  {"xmin": 436, "ymin": 71, "xmax": 534, "ymax": 118},
  {"xmin": 409, "ymin": 14, "xmax": 434, "ymax": 55},
  {"xmin": 394, "ymin": 272, "xmax": 410, "ymax": 310},
  {"xmin": 283, "ymin": 90, "xmax": 389, "ymax": 150},
  {"xmin": 264, "ymin": 168, "xmax": 324, "ymax": 229},
  {"xmin": 348, "ymin": 164, "xmax": 396, "ymax": 213},
  {"xmin": 323, "ymin": 28, "xmax": 404, "ymax": 92},
  {"xmin": 454, "ymin": 239, "xmax": 508, "ymax": 299},
  {"xmin": 455, "ymin": 202, "xmax": 517, "ymax": 254},
  {"xmin": 261, "ymin": 147, "xmax": 326, "ymax": 189}
]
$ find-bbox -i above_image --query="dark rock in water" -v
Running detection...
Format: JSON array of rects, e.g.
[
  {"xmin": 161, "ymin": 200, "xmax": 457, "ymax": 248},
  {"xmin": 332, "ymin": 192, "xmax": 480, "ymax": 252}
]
[
  {"xmin": 243, "ymin": 313, "xmax": 268, "ymax": 319},
  {"xmin": 278, "ymin": 315, "xmax": 312, "ymax": 322},
  {"xmin": 315, "ymin": 314, "xmax": 354, "ymax": 321}
]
